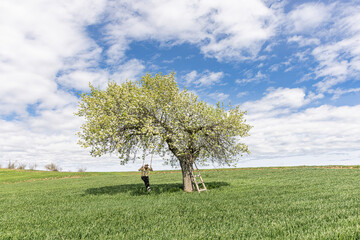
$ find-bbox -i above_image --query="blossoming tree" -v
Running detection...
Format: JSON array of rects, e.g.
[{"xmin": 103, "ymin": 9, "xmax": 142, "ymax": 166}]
[{"xmin": 76, "ymin": 72, "xmax": 251, "ymax": 192}]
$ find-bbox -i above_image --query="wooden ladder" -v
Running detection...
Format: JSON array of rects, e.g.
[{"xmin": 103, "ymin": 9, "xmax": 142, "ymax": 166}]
[{"xmin": 191, "ymin": 162, "xmax": 207, "ymax": 193}]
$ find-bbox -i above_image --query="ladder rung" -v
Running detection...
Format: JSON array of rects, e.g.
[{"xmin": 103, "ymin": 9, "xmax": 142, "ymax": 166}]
[
  {"xmin": 194, "ymin": 182, "xmax": 205, "ymax": 186},
  {"xmin": 192, "ymin": 163, "xmax": 207, "ymax": 193}
]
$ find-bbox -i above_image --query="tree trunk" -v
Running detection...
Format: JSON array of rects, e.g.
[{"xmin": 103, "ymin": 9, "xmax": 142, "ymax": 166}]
[
  {"xmin": 167, "ymin": 141, "xmax": 195, "ymax": 192},
  {"xmin": 180, "ymin": 159, "xmax": 194, "ymax": 192}
]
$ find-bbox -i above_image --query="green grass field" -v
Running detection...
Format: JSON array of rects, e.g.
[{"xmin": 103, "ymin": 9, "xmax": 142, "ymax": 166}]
[{"xmin": 1, "ymin": 166, "xmax": 360, "ymax": 239}]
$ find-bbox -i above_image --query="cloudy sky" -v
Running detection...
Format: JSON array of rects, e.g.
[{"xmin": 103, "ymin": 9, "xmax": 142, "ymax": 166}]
[{"xmin": 1, "ymin": 0, "xmax": 359, "ymax": 172}]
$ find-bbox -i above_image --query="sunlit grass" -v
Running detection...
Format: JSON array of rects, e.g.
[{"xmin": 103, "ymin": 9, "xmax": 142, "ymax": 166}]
[{"xmin": 1, "ymin": 166, "xmax": 360, "ymax": 239}]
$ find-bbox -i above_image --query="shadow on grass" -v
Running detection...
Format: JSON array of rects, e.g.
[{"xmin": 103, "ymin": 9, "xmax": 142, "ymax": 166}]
[{"xmin": 84, "ymin": 181, "xmax": 230, "ymax": 196}]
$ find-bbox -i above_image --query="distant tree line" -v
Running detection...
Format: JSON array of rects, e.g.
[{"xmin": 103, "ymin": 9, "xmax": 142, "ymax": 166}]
[{"xmin": 2, "ymin": 160, "xmax": 86, "ymax": 172}]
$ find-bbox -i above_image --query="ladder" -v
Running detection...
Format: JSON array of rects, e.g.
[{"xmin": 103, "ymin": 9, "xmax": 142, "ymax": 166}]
[{"xmin": 191, "ymin": 162, "xmax": 207, "ymax": 193}]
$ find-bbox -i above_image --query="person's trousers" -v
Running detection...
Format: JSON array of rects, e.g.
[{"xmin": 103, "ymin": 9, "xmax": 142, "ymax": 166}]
[{"xmin": 141, "ymin": 176, "xmax": 150, "ymax": 189}]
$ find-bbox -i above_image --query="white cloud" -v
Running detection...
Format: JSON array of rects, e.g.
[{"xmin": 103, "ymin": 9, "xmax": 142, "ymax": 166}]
[
  {"xmin": 56, "ymin": 58, "xmax": 145, "ymax": 91},
  {"xmin": 269, "ymin": 64, "xmax": 280, "ymax": 72},
  {"xmin": 312, "ymin": 25, "xmax": 360, "ymax": 91},
  {"xmin": 199, "ymin": 0, "xmax": 277, "ymax": 61},
  {"xmin": 112, "ymin": 59, "xmax": 146, "ymax": 82},
  {"xmin": 184, "ymin": 71, "xmax": 198, "ymax": 86},
  {"xmin": 329, "ymin": 87, "xmax": 360, "ymax": 100},
  {"xmin": 105, "ymin": 0, "xmax": 278, "ymax": 62},
  {"xmin": 284, "ymin": 2, "xmax": 360, "ymax": 94},
  {"xmin": 197, "ymin": 71, "xmax": 224, "ymax": 87},
  {"xmin": 288, "ymin": 35, "xmax": 320, "ymax": 47},
  {"xmin": 208, "ymin": 92, "xmax": 229, "ymax": 101},
  {"xmin": 184, "ymin": 70, "xmax": 224, "ymax": 87},
  {"xmin": 236, "ymin": 71, "xmax": 267, "ymax": 84},
  {"xmin": 241, "ymin": 89, "xmax": 360, "ymax": 159},
  {"xmin": 0, "ymin": 117, "xmax": 115, "ymax": 172},
  {"xmin": 293, "ymin": 50, "xmax": 311, "ymax": 62},
  {"xmin": 287, "ymin": 3, "xmax": 331, "ymax": 33},
  {"xmin": 0, "ymin": 0, "xmax": 106, "ymax": 117},
  {"xmin": 242, "ymin": 88, "xmax": 310, "ymax": 117},
  {"xmin": 57, "ymin": 70, "xmax": 108, "ymax": 91},
  {"xmin": 236, "ymin": 92, "xmax": 249, "ymax": 98}
]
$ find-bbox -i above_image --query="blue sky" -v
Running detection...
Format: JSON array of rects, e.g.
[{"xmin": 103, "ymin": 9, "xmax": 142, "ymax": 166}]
[{"xmin": 0, "ymin": 0, "xmax": 359, "ymax": 171}]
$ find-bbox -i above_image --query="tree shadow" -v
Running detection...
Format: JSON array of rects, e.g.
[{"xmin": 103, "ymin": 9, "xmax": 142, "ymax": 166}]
[{"xmin": 84, "ymin": 181, "xmax": 230, "ymax": 196}]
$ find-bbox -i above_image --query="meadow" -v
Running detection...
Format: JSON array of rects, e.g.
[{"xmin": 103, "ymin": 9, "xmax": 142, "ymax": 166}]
[{"xmin": 1, "ymin": 166, "xmax": 360, "ymax": 239}]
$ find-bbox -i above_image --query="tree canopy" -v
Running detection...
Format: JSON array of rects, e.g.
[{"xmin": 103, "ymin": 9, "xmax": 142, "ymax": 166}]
[{"xmin": 76, "ymin": 72, "xmax": 251, "ymax": 191}]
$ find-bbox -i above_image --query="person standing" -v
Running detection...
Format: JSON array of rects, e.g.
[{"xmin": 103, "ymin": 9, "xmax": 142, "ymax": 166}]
[{"xmin": 138, "ymin": 164, "xmax": 153, "ymax": 191}]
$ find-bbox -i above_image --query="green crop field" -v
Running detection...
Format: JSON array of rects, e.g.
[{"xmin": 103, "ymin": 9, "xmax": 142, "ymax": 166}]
[{"xmin": 1, "ymin": 166, "xmax": 360, "ymax": 239}]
